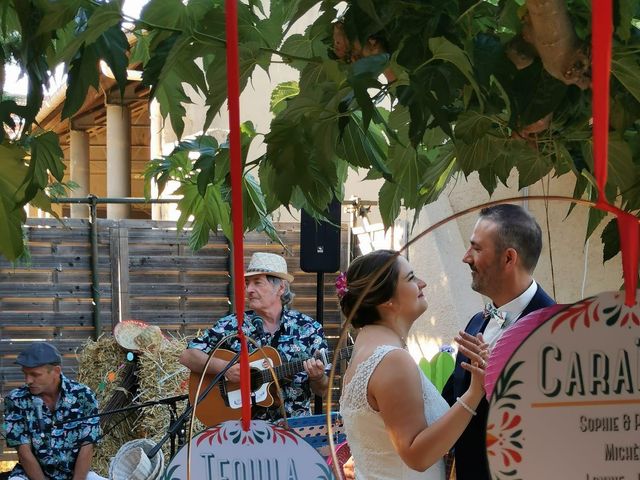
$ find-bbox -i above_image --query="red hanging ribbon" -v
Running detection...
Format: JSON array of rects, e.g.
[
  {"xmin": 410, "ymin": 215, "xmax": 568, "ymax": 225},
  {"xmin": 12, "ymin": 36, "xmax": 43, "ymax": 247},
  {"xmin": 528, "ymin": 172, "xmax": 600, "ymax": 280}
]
[
  {"xmin": 592, "ymin": 0, "xmax": 612, "ymax": 202},
  {"xmin": 591, "ymin": 0, "xmax": 638, "ymax": 306},
  {"xmin": 225, "ymin": 0, "xmax": 252, "ymax": 429}
]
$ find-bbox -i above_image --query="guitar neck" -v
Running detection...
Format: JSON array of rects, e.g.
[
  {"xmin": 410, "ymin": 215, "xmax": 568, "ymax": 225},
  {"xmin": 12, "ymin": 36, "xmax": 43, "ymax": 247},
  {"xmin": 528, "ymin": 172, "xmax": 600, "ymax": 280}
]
[{"xmin": 254, "ymin": 346, "xmax": 353, "ymax": 385}]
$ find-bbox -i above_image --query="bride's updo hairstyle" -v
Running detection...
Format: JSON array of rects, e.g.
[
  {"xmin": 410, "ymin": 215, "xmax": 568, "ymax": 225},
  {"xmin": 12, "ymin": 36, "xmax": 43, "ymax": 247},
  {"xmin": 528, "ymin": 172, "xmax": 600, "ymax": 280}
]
[{"xmin": 340, "ymin": 249, "xmax": 400, "ymax": 328}]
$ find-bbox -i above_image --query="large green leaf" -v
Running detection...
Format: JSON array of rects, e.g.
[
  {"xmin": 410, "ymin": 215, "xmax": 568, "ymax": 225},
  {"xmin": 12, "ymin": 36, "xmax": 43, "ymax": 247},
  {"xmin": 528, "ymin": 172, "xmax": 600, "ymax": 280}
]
[
  {"xmin": 62, "ymin": 45, "xmax": 100, "ymax": 120},
  {"xmin": 270, "ymin": 81, "xmax": 300, "ymax": 114},
  {"xmin": 612, "ymin": 52, "xmax": 640, "ymax": 104},
  {"xmin": 271, "ymin": 0, "xmax": 323, "ymax": 30},
  {"xmin": 243, "ymin": 173, "xmax": 281, "ymax": 244},
  {"xmin": 203, "ymin": 42, "xmax": 270, "ymax": 133},
  {"xmin": 607, "ymin": 137, "xmax": 638, "ymax": 194},
  {"xmin": 0, "ymin": 0, "xmax": 21, "ymax": 37},
  {"xmin": 258, "ymin": 158, "xmax": 292, "ymax": 212},
  {"xmin": 130, "ymin": 31, "xmax": 152, "ymax": 65},
  {"xmin": 418, "ymin": 142, "xmax": 457, "ymax": 203},
  {"xmin": 154, "ymin": 73, "xmax": 191, "ymax": 139},
  {"xmin": 61, "ymin": 22, "xmax": 129, "ymax": 120},
  {"xmin": 140, "ymin": 0, "xmax": 212, "ymax": 31},
  {"xmin": 36, "ymin": 0, "xmax": 84, "ymax": 35},
  {"xmin": 94, "ymin": 25, "xmax": 130, "ymax": 98},
  {"xmin": 552, "ymin": 140, "xmax": 575, "ymax": 177},
  {"xmin": 565, "ymin": 173, "xmax": 590, "ymax": 218},
  {"xmin": 379, "ymin": 179, "xmax": 402, "ymax": 229},
  {"xmin": 0, "ymin": 142, "xmax": 29, "ymax": 260},
  {"xmin": 279, "ymin": 32, "xmax": 326, "ymax": 70},
  {"xmin": 22, "ymin": 132, "xmax": 65, "ymax": 203},
  {"xmin": 337, "ymin": 113, "xmax": 391, "ymax": 176},
  {"xmin": 601, "ymin": 218, "xmax": 620, "ymax": 263},
  {"xmin": 158, "ymin": 34, "xmax": 207, "ymax": 95},
  {"xmin": 349, "ymin": 68, "xmax": 385, "ymax": 130},
  {"xmin": 58, "ymin": 2, "xmax": 123, "ymax": 63},
  {"xmin": 299, "ymin": 59, "xmax": 344, "ymax": 91},
  {"xmin": 455, "ymin": 135, "xmax": 497, "ymax": 175},
  {"xmin": 514, "ymin": 144, "xmax": 553, "ymax": 189},
  {"xmin": 586, "ymin": 207, "xmax": 607, "ymax": 241},
  {"xmin": 615, "ymin": 0, "xmax": 635, "ymax": 41},
  {"xmin": 428, "ymin": 37, "xmax": 484, "ymax": 110},
  {"xmin": 141, "ymin": 32, "xmax": 180, "ymax": 98},
  {"xmin": 386, "ymin": 137, "xmax": 423, "ymax": 209},
  {"xmin": 454, "ymin": 111, "xmax": 493, "ymax": 144},
  {"xmin": 140, "ymin": 0, "xmax": 186, "ymax": 30},
  {"xmin": 176, "ymin": 182, "xmax": 232, "ymax": 250},
  {"xmin": 581, "ymin": 136, "xmax": 639, "ymax": 195}
]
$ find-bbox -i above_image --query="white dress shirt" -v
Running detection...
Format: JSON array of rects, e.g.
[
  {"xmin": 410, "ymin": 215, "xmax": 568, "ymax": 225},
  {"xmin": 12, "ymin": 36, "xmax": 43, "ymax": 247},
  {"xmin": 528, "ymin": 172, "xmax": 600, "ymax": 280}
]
[{"xmin": 483, "ymin": 281, "xmax": 538, "ymax": 348}]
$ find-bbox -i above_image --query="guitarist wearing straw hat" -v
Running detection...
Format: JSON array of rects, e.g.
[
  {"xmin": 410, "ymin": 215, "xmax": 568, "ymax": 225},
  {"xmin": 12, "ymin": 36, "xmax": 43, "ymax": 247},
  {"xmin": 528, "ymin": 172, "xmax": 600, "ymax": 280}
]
[{"xmin": 179, "ymin": 252, "xmax": 331, "ymax": 422}]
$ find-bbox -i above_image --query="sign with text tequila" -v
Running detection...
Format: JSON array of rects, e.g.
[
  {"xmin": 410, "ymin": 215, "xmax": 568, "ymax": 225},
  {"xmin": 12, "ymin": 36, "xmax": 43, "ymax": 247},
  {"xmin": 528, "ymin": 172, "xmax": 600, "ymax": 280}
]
[
  {"xmin": 487, "ymin": 290, "xmax": 640, "ymax": 480},
  {"xmin": 164, "ymin": 420, "xmax": 335, "ymax": 480}
]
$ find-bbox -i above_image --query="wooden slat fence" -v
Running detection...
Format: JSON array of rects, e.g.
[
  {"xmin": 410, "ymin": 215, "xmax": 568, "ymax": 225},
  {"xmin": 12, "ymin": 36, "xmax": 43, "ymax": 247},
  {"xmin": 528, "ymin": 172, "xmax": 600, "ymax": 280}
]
[{"xmin": 0, "ymin": 218, "xmax": 348, "ymax": 460}]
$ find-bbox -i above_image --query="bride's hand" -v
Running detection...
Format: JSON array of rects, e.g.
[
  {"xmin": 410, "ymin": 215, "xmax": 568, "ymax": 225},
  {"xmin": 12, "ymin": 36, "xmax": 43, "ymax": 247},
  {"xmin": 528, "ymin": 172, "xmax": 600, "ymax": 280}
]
[{"xmin": 455, "ymin": 331, "xmax": 489, "ymax": 397}]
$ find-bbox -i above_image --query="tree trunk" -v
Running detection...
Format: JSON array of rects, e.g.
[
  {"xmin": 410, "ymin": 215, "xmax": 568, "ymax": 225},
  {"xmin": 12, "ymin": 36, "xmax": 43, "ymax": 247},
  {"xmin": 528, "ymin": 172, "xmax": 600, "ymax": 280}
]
[
  {"xmin": 524, "ymin": 0, "xmax": 591, "ymax": 89},
  {"xmin": 0, "ymin": 61, "xmax": 5, "ymax": 99}
]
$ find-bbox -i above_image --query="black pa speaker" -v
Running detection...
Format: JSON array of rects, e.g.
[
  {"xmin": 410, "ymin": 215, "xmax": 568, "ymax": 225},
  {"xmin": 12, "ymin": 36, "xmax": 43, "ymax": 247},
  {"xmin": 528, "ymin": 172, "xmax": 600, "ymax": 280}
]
[{"xmin": 300, "ymin": 200, "xmax": 341, "ymax": 273}]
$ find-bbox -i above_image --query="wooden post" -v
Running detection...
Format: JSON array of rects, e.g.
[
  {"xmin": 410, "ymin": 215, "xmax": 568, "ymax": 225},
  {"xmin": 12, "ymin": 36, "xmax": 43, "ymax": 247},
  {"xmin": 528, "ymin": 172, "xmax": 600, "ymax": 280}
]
[
  {"xmin": 110, "ymin": 224, "xmax": 130, "ymax": 327},
  {"xmin": 119, "ymin": 227, "xmax": 130, "ymax": 321}
]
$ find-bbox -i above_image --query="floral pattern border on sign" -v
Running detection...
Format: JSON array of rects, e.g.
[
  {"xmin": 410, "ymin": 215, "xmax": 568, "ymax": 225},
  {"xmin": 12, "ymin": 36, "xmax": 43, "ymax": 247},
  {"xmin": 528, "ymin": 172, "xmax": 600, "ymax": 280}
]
[
  {"xmin": 196, "ymin": 421, "xmax": 300, "ymax": 447},
  {"xmin": 487, "ymin": 292, "xmax": 637, "ymax": 479},
  {"xmin": 488, "ymin": 360, "xmax": 525, "ymax": 479}
]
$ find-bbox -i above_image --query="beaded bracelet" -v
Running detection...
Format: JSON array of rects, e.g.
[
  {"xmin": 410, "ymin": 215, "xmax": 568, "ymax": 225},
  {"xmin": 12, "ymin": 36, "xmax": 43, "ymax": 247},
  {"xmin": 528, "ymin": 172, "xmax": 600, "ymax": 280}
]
[{"xmin": 456, "ymin": 396, "xmax": 477, "ymax": 416}]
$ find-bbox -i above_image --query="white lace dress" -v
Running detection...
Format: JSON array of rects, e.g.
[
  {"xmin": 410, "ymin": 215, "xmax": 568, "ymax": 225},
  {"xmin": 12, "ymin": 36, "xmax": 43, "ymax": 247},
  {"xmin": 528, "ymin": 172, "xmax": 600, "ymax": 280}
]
[{"xmin": 340, "ymin": 345, "xmax": 449, "ymax": 480}]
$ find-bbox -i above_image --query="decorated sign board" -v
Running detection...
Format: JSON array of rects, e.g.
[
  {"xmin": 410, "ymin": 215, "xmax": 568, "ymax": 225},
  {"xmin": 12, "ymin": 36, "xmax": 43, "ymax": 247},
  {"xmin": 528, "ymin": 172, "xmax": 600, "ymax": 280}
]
[
  {"xmin": 164, "ymin": 420, "xmax": 335, "ymax": 480},
  {"xmin": 486, "ymin": 291, "xmax": 640, "ymax": 479}
]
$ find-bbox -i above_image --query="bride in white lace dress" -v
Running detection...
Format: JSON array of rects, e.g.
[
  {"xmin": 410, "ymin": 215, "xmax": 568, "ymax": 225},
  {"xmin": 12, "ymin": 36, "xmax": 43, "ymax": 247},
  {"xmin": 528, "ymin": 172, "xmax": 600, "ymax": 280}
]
[{"xmin": 339, "ymin": 250, "xmax": 488, "ymax": 480}]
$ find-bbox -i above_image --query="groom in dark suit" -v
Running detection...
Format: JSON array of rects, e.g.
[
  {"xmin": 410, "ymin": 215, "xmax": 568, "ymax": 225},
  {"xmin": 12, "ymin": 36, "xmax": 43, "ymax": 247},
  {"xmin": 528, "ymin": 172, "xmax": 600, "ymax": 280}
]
[{"xmin": 443, "ymin": 204, "xmax": 555, "ymax": 480}]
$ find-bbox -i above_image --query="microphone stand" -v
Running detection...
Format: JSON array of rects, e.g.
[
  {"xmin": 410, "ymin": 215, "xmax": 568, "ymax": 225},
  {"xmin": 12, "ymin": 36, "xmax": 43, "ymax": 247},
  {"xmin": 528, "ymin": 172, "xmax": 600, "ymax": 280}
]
[
  {"xmin": 60, "ymin": 394, "xmax": 190, "ymax": 427},
  {"xmin": 147, "ymin": 351, "xmax": 241, "ymax": 459}
]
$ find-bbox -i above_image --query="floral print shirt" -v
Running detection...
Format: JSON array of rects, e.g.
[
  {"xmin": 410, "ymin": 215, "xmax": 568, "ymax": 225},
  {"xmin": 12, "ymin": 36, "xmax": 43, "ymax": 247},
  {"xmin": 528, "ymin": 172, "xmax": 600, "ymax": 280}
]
[
  {"xmin": 3, "ymin": 373, "xmax": 101, "ymax": 480},
  {"xmin": 188, "ymin": 308, "xmax": 329, "ymax": 421}
]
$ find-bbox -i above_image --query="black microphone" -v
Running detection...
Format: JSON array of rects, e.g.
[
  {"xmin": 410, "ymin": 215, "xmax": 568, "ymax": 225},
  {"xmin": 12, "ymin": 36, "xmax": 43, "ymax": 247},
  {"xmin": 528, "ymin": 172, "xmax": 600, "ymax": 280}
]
[{"xmin": 32, "ymin": 397, "xmax": 46, "ymax": 433}]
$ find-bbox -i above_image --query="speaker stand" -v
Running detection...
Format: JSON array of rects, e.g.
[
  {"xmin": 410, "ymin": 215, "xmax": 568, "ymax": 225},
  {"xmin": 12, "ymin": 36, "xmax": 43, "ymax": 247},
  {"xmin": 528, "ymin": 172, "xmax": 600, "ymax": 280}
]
[{"xmin": 314, "ymin": 271, "xmax": 324, "ymax": 415}]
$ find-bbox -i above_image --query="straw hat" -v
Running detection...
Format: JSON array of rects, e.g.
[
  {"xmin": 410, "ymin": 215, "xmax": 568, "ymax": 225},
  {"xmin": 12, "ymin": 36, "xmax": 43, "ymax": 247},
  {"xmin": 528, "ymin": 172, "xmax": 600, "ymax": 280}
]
[
  {"xmin": 113, "ymin": 320, "xmax": 156, "ymax": 351},
  {"xmin": 245, "ymin": 252, "xmax": 294, "ymax": 283}
]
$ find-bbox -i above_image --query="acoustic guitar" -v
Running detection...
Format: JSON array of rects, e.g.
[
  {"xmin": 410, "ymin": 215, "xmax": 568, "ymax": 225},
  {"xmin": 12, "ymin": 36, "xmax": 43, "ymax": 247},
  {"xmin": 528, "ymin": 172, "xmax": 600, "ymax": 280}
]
[{"xmin": 188, "ymin": 345, "xmax": 353, "ymax": 426}]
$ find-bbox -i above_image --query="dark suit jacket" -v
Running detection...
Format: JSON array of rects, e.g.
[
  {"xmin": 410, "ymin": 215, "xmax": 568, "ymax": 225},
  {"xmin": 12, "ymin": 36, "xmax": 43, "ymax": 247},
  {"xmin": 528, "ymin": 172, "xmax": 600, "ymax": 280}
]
[{"xmin": 442, "ymin": 285, "xmax": 555, "ymax": 480}]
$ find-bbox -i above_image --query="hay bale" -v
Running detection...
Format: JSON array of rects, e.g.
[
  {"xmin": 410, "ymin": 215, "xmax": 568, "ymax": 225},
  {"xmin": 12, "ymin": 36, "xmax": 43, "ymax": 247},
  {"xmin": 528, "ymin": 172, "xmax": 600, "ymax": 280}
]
[
  {"xmin": 77, "ymin": 333, "xmax": 206, "ymax": 475},
  {"xmin": 77, "ymin": 336, "xmax": 142, "ymax": 476},
  {"xmin": 136, "ymin": 334, "xmax": 205, "ymax": 461}
]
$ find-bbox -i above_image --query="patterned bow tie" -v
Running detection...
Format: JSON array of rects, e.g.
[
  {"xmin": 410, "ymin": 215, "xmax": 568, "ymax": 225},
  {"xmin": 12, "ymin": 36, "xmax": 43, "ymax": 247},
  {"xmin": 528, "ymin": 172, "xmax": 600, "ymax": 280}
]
[{"xmin": 483, "ymin": 303, "xmax": 507, "ymax": 328}]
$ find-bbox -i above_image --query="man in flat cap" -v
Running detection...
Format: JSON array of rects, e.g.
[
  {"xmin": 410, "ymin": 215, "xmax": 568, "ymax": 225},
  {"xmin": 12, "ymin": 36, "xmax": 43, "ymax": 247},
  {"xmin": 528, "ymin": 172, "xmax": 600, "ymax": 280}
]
[
  {"xmin": 2, "ymin": 342, "xmax": 105, "ymax": 480},
  {"xmin": 180, "ymin": 252, "xmax": 330, "ymax": 422}
]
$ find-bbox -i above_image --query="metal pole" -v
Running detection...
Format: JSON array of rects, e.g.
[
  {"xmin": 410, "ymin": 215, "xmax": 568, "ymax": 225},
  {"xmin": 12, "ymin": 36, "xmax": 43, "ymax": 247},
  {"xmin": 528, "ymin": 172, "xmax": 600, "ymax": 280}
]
[
  {"xmin": 51, "ymin": 196, "xmax": 178, "ymax": 205},
  {"xmin": 89, "ymin": 195, "xmax": 101, "ymax": 339},
  {"xmin": 314, "ymin": 271, "xmax": 324, "ymax": 414},
  {"xmin": 227, "ymin": 244, "xmax": 234, "ymax": 315}
]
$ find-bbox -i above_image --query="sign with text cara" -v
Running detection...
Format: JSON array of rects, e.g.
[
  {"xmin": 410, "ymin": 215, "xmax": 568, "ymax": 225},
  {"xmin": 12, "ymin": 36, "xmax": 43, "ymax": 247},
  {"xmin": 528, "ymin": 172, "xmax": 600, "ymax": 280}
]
[{"xmin": 487, "ymin": 290, "xmax": 640, "ymax": 480}]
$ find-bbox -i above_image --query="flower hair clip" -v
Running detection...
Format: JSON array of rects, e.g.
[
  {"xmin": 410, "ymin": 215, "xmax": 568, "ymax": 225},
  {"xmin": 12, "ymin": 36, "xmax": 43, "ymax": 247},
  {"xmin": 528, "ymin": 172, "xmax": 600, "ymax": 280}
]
[
  {"xmin": 335, "ymin": 271, "xmax": 348, "ymax": 299},
  {"xmin": 440, "ymin": 344, "xmax": 455, "ymax": 354}
]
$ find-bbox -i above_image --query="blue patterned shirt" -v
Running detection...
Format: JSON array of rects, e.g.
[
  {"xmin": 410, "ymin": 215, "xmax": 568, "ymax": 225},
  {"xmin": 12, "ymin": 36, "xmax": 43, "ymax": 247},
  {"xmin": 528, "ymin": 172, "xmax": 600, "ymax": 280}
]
[
  {"xmin": 3, "ymin": 373, "xmax": 101, "ymax": 480},
  {"xmin": 188, "ymin": 308, "xmax": 329, "ymax": 420}
]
